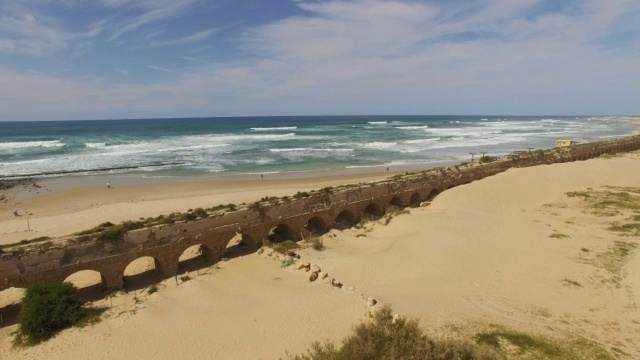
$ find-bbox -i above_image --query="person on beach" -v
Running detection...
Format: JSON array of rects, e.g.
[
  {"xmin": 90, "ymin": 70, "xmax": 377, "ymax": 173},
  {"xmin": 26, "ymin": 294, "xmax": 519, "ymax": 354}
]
[
  {"xmin": 13, "ymin": 209, "xmax": 18, "ymax": 217},
  {"xmin": 261, "ymin": 174, "xmax": 264, "ymax": 180},
  {"xmin": 107, "ymin": 182, "xmax": 111, "ymax": 189}
]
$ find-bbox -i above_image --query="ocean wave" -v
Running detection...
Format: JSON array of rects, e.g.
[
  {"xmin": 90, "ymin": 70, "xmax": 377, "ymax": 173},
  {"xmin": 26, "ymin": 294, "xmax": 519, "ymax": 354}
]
[
  {"xmin": 397, "ymin": 125, "xmax": 430, "ymax": 130},
  {"xmin": 367, "ymin": 121, "xmax": 388, "ymax": 125},
  {"xmin": 270, "ymin": 147, "xmax": 354, "ymax": 153},
  {"xmin": 250, "ymin": 126, "xmax": 298, "ymax": 131},
  {"xmin": 85, "ymin": 142, "xmax": 107, "ymax": 148},
  {"xmin": 0, "ymin": 140, "xmax": 64, "ymax": 150},
  {"xmin": 403, "ymin": 138, "xmax": 441, "ymax": 144}
]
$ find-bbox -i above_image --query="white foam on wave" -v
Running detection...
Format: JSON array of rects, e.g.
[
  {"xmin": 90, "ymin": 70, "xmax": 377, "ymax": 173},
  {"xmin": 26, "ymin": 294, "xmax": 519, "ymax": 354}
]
[
  {"xmin": 404, "ymin": 138, "xmax": 441, "ymax": 144},
  {"xmin": 270, "ymin": 147, "xmax": 354, "ymax": 153},
  {"xmin": 397, "ymin": 125, "xmax": 430, "ymax": 130},
  {"xmin": 367, "ymin": 121, "xmax": 388, "ymax": 125},
  {"xmin": 0, "ymin": 140, "xmax": 64, "ymax": 150},
  {"xmin": 250, "ymin": 126, "xmax": 297, "ymax": 131},
  {"xmin": 85, "ymin": 142, "xmax": 107, "ymax": 148}
]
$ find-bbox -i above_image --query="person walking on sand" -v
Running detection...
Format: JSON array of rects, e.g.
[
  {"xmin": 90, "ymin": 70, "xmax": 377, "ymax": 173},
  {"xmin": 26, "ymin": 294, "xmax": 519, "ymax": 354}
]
[{"xmin": 107, "ymin": 182, "xmax": 111, "ymax": 189}]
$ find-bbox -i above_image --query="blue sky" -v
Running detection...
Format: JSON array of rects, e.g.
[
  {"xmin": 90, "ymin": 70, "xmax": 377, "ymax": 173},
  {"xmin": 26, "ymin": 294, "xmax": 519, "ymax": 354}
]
[{"xmin": 0, "ymin": 0, "xmax": 638, "ymax": 121}]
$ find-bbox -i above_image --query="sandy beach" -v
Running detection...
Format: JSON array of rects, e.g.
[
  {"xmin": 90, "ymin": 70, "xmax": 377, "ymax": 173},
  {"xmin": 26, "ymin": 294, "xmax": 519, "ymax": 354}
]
[{"xmin": 1, "ymin": 151, "xmax": 640, "ymax": 359}]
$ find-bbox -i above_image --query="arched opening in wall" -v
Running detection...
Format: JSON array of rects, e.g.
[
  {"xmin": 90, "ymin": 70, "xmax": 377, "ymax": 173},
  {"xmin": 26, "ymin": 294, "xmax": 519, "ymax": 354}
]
[
  {"xmin": 335, "ymin": 210, "xmax": 358, "ymax": 230},
  {"xmin": 224, "ymin": 233, "xmax": 255, "ymax": 259},
  {"xmin": 388, "ymin": 196, "xmax": 404, "ymax": 212},
  {"xmin": 178, "ymin": 244, "xmax": 214, "ymax": 273},
  {"xmin": 363, "ymin": 203, "xmax": 384, "ymax": 221},
  {"xmin": 0, "ymin": 287, "xmax": 26, "ymax": 327},
  {"xmin": 63, "ymin": 270, "xmax": 107, "ymax": 302},
  {"xmin": 409, "ymin": 192, "xmax": 422, "ymax": 207},
  {"xmin": 268, "ymin": 224, "xmax": 298, "ymax": 243},
  {"xmin": 304, "ymin": 217, "xmax": 328, "ymax": 238},
  {"xmin": 446, "ymin": 184, "xmax": 455, "ymax": 190},
  {"xmin": 123, "ymin": 256, "xmax": 162, "ymax": 292},
  {"xmin": 426, "ymin": 189, "xmax": 441, "ymax": 201}
]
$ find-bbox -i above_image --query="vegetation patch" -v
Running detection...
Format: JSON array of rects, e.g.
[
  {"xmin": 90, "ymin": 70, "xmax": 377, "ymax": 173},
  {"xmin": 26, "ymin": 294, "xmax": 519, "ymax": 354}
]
[
  {"xmin": 147, "ymin": 284, "xmax": 159, "ymax": 295},
  {"xmin": 607, "ymin": 222, "xmax": 640, "ymax": 236},
  {"xmin": 206, "ymin": 203, "xmax": 237, "ymax": 213},
  {"xmin": 585, "ymin": 241, "xmax": 638, "ymax": 288},
  {"xmin": 562, "ymin": 278, "xmax": 582, "ymax": 287},
  {"xmin": 289, "ymin": 305, "xmax": 498, "ymax": 360},
  {"xmin": 474, "ymin": 327, "xmax": 614, "ymax": 359},
  {"xmin": 272, "ymin": 240, "xmax": 301, "ymax": 254},
  {"xmin": 479, "ymin": 155, "xmax": 498, "ymax": 163},
  {"xmin": 14, "ymin": 282, "xmax": 84, "ymax": 346},
  {"xmin": 309, "ymin": 237, "xmax": 324, "ymax": 251},
  {"xmin": 549, "ymin": 232, "xmax": 571, "ymax": 239},
  {"xmin": 0, "ymin": 236, "xmax": 52, "ymax": 250},
  {"xmin": 566, "ymin": 188, "xmax": 640, "ymax": 216},
  {"xmin": 294, "ymin": 191, "xmax": 310, "ymax": 199}
]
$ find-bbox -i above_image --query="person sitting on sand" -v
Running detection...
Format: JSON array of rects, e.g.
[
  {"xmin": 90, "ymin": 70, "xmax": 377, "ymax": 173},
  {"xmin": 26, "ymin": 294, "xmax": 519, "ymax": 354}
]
[{"xmin": 13, "ymin": 209, "xmax": 19, "ymax": 217}]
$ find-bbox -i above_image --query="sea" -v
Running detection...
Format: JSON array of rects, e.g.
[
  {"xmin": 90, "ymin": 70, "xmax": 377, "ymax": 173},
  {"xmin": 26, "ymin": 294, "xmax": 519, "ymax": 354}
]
[{"xmin": 0, "ymin": 115, "xmax": 637, "ymax": 179}]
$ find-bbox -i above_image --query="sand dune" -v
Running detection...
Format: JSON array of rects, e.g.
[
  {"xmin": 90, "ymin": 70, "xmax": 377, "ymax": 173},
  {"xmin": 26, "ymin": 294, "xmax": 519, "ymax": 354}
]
[{"xmin": 1, "ymin": 152, "xmax": 639, "ymax": 359}]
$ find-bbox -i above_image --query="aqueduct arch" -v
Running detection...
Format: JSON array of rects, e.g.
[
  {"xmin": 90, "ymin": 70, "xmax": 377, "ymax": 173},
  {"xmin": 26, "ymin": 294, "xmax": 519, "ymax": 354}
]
[
  {"xmin": 363, "ymin": 203, "xmax": 384, "ymax": 220},
  {"xmin": 123, "ymin": 256, "xmax": 162, "ymax": 291},
  {"xmin": 427, "ymin": 188, "xmax": 441, "ymax": 200},
  {"xmin": 64, "ymin": 270, "xmax": 106, "ymax": 302},
  {"xmin": 268, "ymin": 223, "xmax": 298, "ymax": 243},
  {"xmin": 178, "ymin": 244, "xmax": 215, "ymax": 273},
  {"xmin": 409, "ymin": 192, "xmax": 422, "ymax": 207},
  {"xmin": 304, "ymin": 217, "xmax": 329, "ymax": 237},
  {"xmin": 388, "ymin": 196, "xmax": 404, "ymax": 211},
  {"xmin": 335, "ymin": 209, "xmax": 358, "ymax": 229}
]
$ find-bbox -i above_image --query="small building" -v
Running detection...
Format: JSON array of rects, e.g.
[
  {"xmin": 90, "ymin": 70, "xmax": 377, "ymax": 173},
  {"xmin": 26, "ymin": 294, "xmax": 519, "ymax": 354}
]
[{"xmin": 555, "ymin": 139, "xmax": 574, "ymax": 147}]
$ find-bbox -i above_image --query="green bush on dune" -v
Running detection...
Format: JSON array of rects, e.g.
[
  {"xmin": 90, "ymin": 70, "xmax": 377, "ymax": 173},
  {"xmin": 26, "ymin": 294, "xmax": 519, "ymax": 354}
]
[
  {"xmin": 288, "ymin": 305, "xmax": 497, "ymax": 360},
  {"xmin": 15, "ymin": 282, "xmax": 84, "ymax": 345}
]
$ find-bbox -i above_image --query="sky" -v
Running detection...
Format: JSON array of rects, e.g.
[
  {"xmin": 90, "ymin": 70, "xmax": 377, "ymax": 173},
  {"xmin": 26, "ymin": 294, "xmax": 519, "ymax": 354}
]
[{"xmin": 0, "ymin": 0, "xmax": 639, "ymax": 121}]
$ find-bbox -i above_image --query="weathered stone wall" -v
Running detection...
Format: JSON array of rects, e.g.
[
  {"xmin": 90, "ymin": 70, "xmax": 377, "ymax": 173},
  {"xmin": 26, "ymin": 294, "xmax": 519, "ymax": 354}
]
[{"xmin": 2, "ymin": 135, "xmax": 640, "ymax": 292}]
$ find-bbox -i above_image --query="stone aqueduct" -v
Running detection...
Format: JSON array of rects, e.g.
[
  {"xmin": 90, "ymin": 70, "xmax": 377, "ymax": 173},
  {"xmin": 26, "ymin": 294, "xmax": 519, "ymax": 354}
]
[{"xmin": 2, "ymin": 135, "xmax": 640, "ymax": 295}]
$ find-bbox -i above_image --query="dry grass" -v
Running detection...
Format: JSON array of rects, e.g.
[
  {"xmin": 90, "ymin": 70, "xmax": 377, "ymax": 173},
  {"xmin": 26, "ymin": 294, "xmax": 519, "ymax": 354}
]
[{"xmin": 287, "ymin": 305, "xmax": 498, "ymax": 360}]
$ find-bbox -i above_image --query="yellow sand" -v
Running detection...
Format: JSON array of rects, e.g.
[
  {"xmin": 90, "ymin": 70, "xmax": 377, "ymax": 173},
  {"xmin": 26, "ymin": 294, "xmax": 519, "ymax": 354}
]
[{"xmin": 1, "ymin": 152, "xmax": 640, "ymax": 359}]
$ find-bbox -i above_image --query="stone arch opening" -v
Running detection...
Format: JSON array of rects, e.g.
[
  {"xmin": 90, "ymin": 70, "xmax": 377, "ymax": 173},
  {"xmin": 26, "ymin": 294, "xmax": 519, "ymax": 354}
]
[
  {"xmin": 64, "ymin": 270, "xmax": 107, "ymax": 302},
  {"xmin": 224, "ymin": 233, "xmax": 255, "ymax": 259},
  {"xmin": 178, "ymin": 244, "xmax": 215, "ymax": 273},
  {"xmin": 268, "ymin": 224, "xmax": 298, "ymax": 243},
  {"xmin": 427, "ymin": 188, "xmax": 441, "ymax": 200},
  {"xmin": 409, "ymin": 192, "xmax": 422, "ymax": 207},
  {"xmin": 335, "ymin": 210, "xmax": 358, "ymax": 230},
  {"xmin": 0, "ymin": 287, "xmax": 26, "ymax": 327},
  {"xmin": 304, "ymin": 217, "xmax": 328, "ymax": 238},
  {"xmin": 123, "ymin": 256, "xmax": 162, "ymax": 291},
  {"xmin": 363, "ymin": 203, "xmax": 384, "ymax": 221},
  {"xmin": 388, "ymin": 196, "xmax": 404, "ymax": 212}
]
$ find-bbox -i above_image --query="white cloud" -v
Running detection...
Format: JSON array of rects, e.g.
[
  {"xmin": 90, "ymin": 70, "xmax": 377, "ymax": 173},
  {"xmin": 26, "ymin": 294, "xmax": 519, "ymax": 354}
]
[
  {"xmin": 106, "ymin": 0, "xmax": 203, "ymax": 41},
  {"xmin": 149, "ymin": 28, "xmax": 218, "ymax": 47}
]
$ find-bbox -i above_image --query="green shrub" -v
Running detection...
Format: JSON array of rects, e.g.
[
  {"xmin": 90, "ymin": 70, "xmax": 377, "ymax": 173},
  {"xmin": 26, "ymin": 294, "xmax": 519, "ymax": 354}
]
[
  {"xmin": 95, "ymin": 221, "xmax": 144, "ymax": 242},
  {"xmin": 16, "ymin": 282, "xmax": 84, "ymax": 345},
  {"xmin": 272, "ymin": 240, "xmax": 301, "ymax": 254},
  {"xmin": 147, "ymin": 284, "xmax": 159, "ymax": 294},
  {"xmin": 193, "ymin": 208, "xmax": 208, "ymax": 218},
  {"xmin": 179, "ymin": 212, "xmax": 197, "ymax": 222},
  {"xmin": 289, "ymin": 305, "xmax": 497, "ymax": 360},
  {"xmin": 294, "ymin": 191, "xmax": 310, "ymax": 199},
  {"xmin": 479, "ymin": 155, "xmax": 498, "ymax": 164}
]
